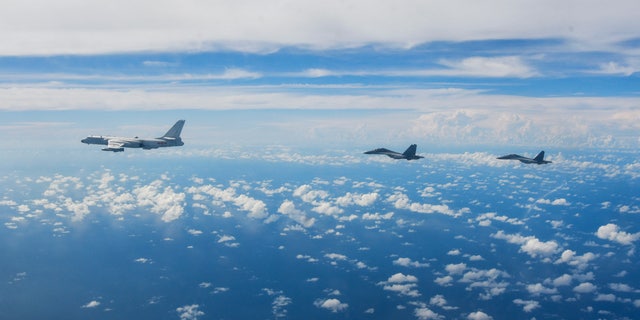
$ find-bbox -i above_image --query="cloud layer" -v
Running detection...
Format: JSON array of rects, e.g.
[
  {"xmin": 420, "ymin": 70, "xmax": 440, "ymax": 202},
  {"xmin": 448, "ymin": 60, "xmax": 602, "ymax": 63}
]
[{"xmin": 2, "ymin": 0, "xmax": 639, "ymax": 55}]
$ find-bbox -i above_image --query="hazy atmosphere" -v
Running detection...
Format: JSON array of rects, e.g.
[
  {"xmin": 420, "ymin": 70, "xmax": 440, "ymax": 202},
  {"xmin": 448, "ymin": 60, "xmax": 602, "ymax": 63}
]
[{"xmin": 1, "ymin": 1, "xmax": 639, "ymax": 319}]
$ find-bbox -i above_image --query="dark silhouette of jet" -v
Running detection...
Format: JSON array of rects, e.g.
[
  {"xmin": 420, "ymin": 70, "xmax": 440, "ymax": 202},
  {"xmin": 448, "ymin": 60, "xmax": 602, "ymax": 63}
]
[
  {"xmin": 497, "ymin": 151, "xmax": 552, "ymax": 164},
  {"xmin": 364, "ymin": 144, "xmax": 424, "ymax": 160}
]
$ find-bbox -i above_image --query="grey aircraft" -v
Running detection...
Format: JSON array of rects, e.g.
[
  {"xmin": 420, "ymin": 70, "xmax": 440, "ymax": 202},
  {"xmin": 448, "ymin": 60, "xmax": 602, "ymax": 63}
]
[
  {"xmin": 81, "ymin": 120, "xmax": 185, "ymax": 152},
  {"xmin": 497, "ymin": 150, "xmax": 551, "ymax": 164},
  {"xmin": 364, "ymin": 144, "xmax": 424, "ymax": 160}
]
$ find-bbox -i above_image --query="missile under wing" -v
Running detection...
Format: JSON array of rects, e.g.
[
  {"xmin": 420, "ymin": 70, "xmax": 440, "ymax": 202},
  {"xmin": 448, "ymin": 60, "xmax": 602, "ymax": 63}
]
[
  {"xmin": 364, "ymin": 144, "xmax": 424, "ymax": 160},
  {"xmin": 497, "ymin": 151, "xmax": 551, "ymax": 164},
  {"xmin": 81, "ymin": 120, "xmax": 185, "ymax": 152}
]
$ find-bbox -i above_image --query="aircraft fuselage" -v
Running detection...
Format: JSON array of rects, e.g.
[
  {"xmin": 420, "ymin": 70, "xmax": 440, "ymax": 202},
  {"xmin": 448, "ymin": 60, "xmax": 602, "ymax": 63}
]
[
  {"xmin": 81, "ymin": 120, "xmax": 186, "ymax": 152},
  {"xmin": 81, "ymin": 136, "xmax": 182, "ymax": 149}
]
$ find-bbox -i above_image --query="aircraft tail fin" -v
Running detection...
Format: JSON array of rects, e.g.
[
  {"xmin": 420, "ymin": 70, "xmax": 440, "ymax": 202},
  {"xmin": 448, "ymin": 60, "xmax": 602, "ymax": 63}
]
[
  {"xmin": 403, "ymin": 144, "xmax": 418, "ymax": 157},
  {"xmin": 162, "ymin": 120, "xmax": 185, "ymax": 138},
  {"xmin": 534, "ymin": 151, "xmax": 545, "ymax": 162}
]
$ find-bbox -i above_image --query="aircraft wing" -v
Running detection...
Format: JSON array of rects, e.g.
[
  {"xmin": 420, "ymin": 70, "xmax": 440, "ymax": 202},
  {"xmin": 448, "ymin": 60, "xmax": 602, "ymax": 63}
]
[{"xmin": 107, "ymin": 140, "xmax": 125, "ymax": 149}]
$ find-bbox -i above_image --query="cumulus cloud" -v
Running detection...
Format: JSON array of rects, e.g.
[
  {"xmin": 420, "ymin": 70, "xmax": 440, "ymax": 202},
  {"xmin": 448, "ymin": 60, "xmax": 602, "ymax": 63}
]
[
  {"xmin": 186, "ymin": 184, "xmax": 267, "ymax": 220},
  {"xmin": 362, "ymin": 212, "xmax": 394, "ymax": 220},
  {"xmin": 271, "ymin": 295, "xmax": 292, "ymax": 318},
  {"xmin": 458, "ymin": 268, "xmax": 510, "ymax": 300},
  {"xmin": 414, "ymin": 307, "xmax": 443, "ymax": 320},
  {"xmin": 386, "ymin": 273, "xmax": 418, "ymax": 283},
  {"xmin": 387, "ymin": 191, "xmax": 467, "ymax": 217},
  {"xmin": 378, "ymin": 273, "xmax": 421, "ymax": 297},
  {"xmin": 393, "ymin": 257, "xmax": 429, "ymax": 268},
  {"xmin": 551, "ymin": 274, "xmax": 573, "ymax": 287},
  {"xmin": 492, "ymin": 230, "xmax": 559, "ymax": 258},
  {"xmin": 134, "ymin": 180, "xmax": 185, "ymax": 222},
  {"xmin": 596, "ymin": 223, "xmax": 640, "ymax": 245},
  {"xmin": 176, "ymin": 304, "xmax": 204, "ymax": 320},
  {"xmin": 324, "ymin": 253, "xmax": 348, "ymax": 261},
  {"xmin": 554, "ymin": 250, "xmax": 597, "ymax": 270},
  {"xmin": 513, "ymin": 299, "xmax": 540, "ymax": 312},
  {"xmin": 445, "ymin": 263, "xmax": 467, "ymax": 275},
  {"xmin": 314, "ymin": 298, "xmax": 348, "ymax": 313},
  {"xmin": 467, "ymin": 311, "xmax": 493, "ymax": 320},
  {"xmin": 434, "ymin": 275, "xmax": 453, "ymax": 287},
  {"xmin": 277, "ymin": 200, "xmax": 315, "ymax": 228},
  {"xmin": 526, "ymin": 283, "xmax": 558, "ymax": 296},
  {"xmin": 335, "ymin": 192, "xmax": 379, "ymax": 207},
  {"xmin": 573, "ymin": 282, "xmax": 597, "ymax": 294},
  {"xmin": 476, "ymin": 212, "xmax": 524, "ymax": 226}
]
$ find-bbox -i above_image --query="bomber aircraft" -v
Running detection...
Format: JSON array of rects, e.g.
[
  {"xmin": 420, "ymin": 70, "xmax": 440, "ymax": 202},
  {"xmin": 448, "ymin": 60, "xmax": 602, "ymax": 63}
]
[
  {"xmin": 81, "ymin": 120, "xmax": 185, "ymax": 152},
  {"xmin": 497, "ymin": 150, "xmax": 552, "ymax": 164},
  {"xmin": 364, "ymin": 144, "xmax": 424, "ymax": 160}
]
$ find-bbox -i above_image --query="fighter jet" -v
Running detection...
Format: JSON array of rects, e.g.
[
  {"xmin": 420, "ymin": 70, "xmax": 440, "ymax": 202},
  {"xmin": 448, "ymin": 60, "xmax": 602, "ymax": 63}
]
[
  {"xmin": 81, "ymin": 120, "xmax": 185, "ymax": 152},
  {"xmin": 364, "ymin": 144, "xmax": 424, "ymax": 160},
  {"xmin": 497, "ymin": 150, "xmax": 552, "ymax": 164}
]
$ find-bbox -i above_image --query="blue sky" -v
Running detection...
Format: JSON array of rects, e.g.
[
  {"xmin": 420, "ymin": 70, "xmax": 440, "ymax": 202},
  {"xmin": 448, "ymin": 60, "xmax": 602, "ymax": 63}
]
[{"xmin": 0, "ymin": 0, "xmax": 639, "ymax": 150}]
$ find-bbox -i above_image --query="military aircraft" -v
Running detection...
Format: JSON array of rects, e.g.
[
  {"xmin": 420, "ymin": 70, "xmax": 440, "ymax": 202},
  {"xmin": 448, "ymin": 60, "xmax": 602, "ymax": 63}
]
[
  {"xmin": 81, "ymin": 120, "xmax": 185, "ymax": 152},
  {"xmin": 497, "ymin": 150, "xmax": 551, "ymax": 164},
  {"xmin": 364, "ymin": 144, "xmax": 424, "ymax": 160}
]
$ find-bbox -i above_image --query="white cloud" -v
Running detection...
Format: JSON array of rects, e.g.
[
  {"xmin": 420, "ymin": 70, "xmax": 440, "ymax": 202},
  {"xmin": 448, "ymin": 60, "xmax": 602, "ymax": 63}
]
[
  {"xmin": 536, "ymin": 198, "xmax": 570, "ymax": 206},
  {"xmin": 513, "ymin": 299, "xmax": 540, "ymax": 313},
  {"xmin": 520, "ymin": 238, "xmax": 559, "ymax": 258},
  {"xmin": 393, "ymin": 257, "xmax": 429, "ymax": 268},
  {"xmin": 414, "ymin": 307, "xmax": 443, "ymax": 320},
  {"xmin": 552, "ymin": 274, "xmax": 573, "ymax": 287},
  {"xmin": 271, "ymin": 295, "xmax": 292, "ymax": 318},
  {"xmin": 312, "ymin": 202, "xmax": 344, "ymax": 216},
  {"xmin": 467, "ymin": 311, "xmax": 493, "ymax": 320},
  {"xmin": 387, "ymin": 191, "xmax": 466, "ymax": 217},
  {"xmin": 335, "ymin": 192, "xmax": 378, "ymax": 207},
  {"xmin": 277, "ymin": 200, "xmax": 315, "ymax": 228},
  {"xmin": 476, "ymin": 212, "xmax": 524, "ymax": 226},
  {"xmin": 595, "ymin": 294, "xmax": 616, "ymax": 302},
  {"xmin": 217, "ymin": 235, "xmax": 236, "ymax": 243},
  {"xmin": 609, "ymin": 283, "xmax": 637, "ymax": 293},
  {"xmin": 324, "ymin": 253, "xmax": 348, "ymax": 261},
  {"xmin": 573, "ymin": 282, "xmax": 597, "ymax": 294},
  {"xmin": 437, "ymin": 56, "xmax": 537, "ymax": 78},
  {"xmin": 186, "ymin": 184, "xmax": 267, "ymax": 220},
  {"xmin": 434, "ymin": 276, "xmax": 453, "ymax": 286},
  {"xmin": 596, "ymin": 223, "xmax": 640, "ymax": 245},
  {"xmin": 386, "ymin": 273, "xmax": 418, "ymax": 283},
  {"xmin": 554, "ymin": 250, "xmax": 597, "ymax": 270},
  {"xmin": 176, "ymin": 304, "xmax": 204, "ymax": 320},
  {"xmin": 293, "ymin": 185, "xmax": 328, "ymax": 203},
  {"xmin": 3, "ymin": 0, "xmax": 640, "ymax": 55},
  {"xmin": 134, "ymin": 180, "xmax": 185, "ymax": 222},
  {"xmin": 458, "ymin": 268, "xmax": 510, "ymax": 300},
  {"xmin": 445, "ymin": 263, "xmax": 467, "ymax": 275},
  {"xmin": 378, "ymin": 273, "xmax": 421, "ymax": 297},
  {"xmin": 362, "ymin": 212, "xmax": 394, "ymax": 220},
  {"xmin": 81, "ymin": 300, "xmax": 100, "ymax": 308},
  {"xmin": 492, "ymin": 230, "xmax": 559, "ymax": 258},
  {"xmin": 314, "ymin": 298, "xmax": 348, "ymax": 313},
  {"xmin": 526, "ymin": 283, "xmax": 558, "ymax": 296}
]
